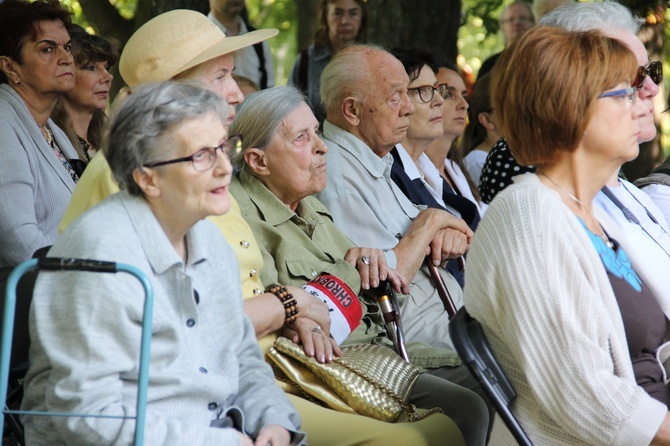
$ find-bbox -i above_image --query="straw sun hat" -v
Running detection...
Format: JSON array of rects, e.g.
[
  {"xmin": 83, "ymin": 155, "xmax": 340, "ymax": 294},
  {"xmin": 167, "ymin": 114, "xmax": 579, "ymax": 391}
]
[{"xmin": 119, "ymin": 9, "xmax": 278, "ymax": 87}]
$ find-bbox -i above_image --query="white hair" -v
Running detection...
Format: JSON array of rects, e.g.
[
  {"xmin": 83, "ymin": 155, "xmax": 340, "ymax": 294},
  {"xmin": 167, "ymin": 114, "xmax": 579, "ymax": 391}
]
[{"xmin": 539, "ymin": 1, "xmax": 643, "ymax": 34}]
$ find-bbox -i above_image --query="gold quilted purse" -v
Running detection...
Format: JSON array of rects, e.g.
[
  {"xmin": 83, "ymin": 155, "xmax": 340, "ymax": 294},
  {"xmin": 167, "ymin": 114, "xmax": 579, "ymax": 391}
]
[{"xmin": 268, "ymin": 337, "xmax": 436, "ymax": 422}]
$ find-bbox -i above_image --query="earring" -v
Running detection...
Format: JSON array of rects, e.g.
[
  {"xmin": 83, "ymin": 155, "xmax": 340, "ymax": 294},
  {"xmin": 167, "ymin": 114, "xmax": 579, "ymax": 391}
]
[{"xmin": 13, "ymin": 78, "xmax": 19, "ymax": 85}]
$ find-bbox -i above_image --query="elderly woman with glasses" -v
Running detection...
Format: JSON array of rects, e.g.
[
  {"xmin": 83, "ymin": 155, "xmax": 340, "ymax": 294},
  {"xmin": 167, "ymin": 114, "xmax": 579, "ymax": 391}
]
[
  {"xmin": 464, "ymin": 26, "xmax": 670, "ymax": 444},
  {"xmin": 21, "ymin": 81, "xmax": 303, "ymax": 445},
  {"xmin": 388, "ymin": 49, "xmax": 480, "ymax": 288}
]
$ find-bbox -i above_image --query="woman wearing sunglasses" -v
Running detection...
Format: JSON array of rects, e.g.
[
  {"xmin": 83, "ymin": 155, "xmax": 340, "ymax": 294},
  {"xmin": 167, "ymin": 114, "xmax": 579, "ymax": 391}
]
[
  {"xmin": 388, "ymin": 49, "xmax": 479, "ymax": 288},
  {"xmin": 541, "ymin": 1, "xmax": 670, "ymax": 334},
  {"xmin": 477, "ymin": 3, "xmax": 663, "ymax": 209},
  {"xmin": 464, "ymin": 25, "xmax": 670, "ymax": 444}
]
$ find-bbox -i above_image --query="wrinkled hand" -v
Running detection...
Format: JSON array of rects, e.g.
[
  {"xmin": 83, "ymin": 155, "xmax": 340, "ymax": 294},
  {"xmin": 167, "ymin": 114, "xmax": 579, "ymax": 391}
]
[
  {"xmin": 287, "ymin": 285, "xmax": 331, "ymax": 335},
  {"xmin": 283, "ymin": 317, "xmax": 342, "ymax": 363},
  {"xmin": 430, "ymin": 209, "xmax": 473, "ymax": 236},
  {"xmin": 428, "ymin": 227, "xmax": 471, "ymax": 266},
  {"xmin": 344, "ymin": 247, "xmax": 390, "ymax": 290},
  {"xmin": 254, "ymin": 424, "xmax": 291, "ymax": 446},
  {"xmin": 385, "ymin": 267, "xmax": 410, "ymax": 295}
]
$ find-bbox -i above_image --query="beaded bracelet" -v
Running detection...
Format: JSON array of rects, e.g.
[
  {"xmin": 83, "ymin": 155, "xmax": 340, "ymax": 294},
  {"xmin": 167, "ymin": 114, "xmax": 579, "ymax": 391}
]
[{"xmin": 265, "ymin": 284, "xmax": 299, "ymax": 326}]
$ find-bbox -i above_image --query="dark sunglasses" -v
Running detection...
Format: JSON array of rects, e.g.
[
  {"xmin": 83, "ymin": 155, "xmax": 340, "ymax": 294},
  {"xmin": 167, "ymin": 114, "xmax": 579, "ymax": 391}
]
[{"xmin": 634, "ymin": 61, "xmax": 662, "ymax": 90}]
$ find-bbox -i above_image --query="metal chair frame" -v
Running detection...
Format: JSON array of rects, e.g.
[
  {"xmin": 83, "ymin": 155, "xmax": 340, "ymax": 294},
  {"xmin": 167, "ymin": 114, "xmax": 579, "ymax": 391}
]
[
  {"xmin": 450, "ymin": 307, "xmax": 534, "ymax": 446},
  {"xmin": 0, "ymin": 257, "xmax": 155, "ymax": 446}
]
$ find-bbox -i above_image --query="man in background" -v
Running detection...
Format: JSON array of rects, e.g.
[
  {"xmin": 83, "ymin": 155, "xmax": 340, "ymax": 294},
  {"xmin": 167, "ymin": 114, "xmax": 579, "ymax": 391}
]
[
  {"xmin": 477, "ymin": 0, "xmax": 534, "ymax": 79},
  {"xmin": 208, "ymin": 0, "xmax": 275, "ymax": 89}
]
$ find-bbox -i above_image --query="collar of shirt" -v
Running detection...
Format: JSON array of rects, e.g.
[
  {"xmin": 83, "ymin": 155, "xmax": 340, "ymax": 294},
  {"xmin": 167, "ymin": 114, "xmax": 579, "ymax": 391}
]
[
  {"xmin": 237, "ymin": 168, "xmax": 326, "ymax": 231},
  {"xmin": 207, "ymin": 12, "xmax": 249, "ymax": 36},
  {"xmin": 119, "ymin": 190, "xmax": 209, "ymax": 273},
  {"xmin": 323, "ymin": 120, "xmax": 393, "ymax": 179}
]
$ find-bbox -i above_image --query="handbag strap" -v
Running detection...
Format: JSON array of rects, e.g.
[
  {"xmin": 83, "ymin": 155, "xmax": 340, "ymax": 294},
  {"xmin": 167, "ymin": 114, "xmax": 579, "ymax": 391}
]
[{"xmin": 426, "ymin": 261, "xmax": 457, "ymax": 319}]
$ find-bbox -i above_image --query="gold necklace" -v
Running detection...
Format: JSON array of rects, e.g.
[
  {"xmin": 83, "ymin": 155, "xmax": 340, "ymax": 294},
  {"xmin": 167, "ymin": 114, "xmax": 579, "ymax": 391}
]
[{"xmin": 538, "ymin": 172, "xmax": 614, "ymax": 248}]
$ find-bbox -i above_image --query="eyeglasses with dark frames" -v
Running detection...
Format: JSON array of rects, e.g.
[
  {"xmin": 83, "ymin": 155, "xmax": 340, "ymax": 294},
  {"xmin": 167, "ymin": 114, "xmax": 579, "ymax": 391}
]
[
  {"xmin": 598, "ymin": 87, "xmax": 636, "ymax": 107},
  {"xmin": 634, "ymin": 61, "xmax": 662, "ymax": 90},
  {"xmin": 408, "ymin": 83, "xmax": 450, "ymax": 103},
  {"xmin": 144, "ymin": 135, "xmax": 243, "ymax": 172}
]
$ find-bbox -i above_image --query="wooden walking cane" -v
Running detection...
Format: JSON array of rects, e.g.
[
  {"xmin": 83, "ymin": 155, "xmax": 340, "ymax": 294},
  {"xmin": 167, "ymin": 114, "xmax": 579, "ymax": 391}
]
[{"xmin": 426, "ymin": 259, "xmax": 461, "ymax": 320}]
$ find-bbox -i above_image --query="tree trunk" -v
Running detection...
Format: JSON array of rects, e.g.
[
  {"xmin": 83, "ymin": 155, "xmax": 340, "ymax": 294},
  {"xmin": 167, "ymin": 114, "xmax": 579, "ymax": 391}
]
[
  {"xmin": 152, "ymin": 0, "xmax": 209, "ymax": 15},
  {"xmin": 366, "ymin": 0, "xmax": 461, "ymax": 66},
  {"xmin": 294, "ymin": 0, "xmax": 319, "ymax": 51},
  {"xmin": 79, "ymin": 0, "xmax": 210, "ymax": 97},
  {"xmin": 77, "ymin": 0, "xmax": 131, "ymax": 43}
]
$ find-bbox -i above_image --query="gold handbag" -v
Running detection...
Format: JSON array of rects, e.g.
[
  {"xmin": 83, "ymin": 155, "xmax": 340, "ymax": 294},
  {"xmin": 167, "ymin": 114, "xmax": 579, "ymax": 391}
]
[{"xmin": 268, "ymin": 336, "xmax": 437, "ymax": 422}]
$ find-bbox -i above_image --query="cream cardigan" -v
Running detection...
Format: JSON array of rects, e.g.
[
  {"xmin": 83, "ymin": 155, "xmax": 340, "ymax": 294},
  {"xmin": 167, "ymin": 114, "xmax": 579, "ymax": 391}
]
[{"xmin": 464, "ymin": 173, "xmax": 667, "ymax": 445}]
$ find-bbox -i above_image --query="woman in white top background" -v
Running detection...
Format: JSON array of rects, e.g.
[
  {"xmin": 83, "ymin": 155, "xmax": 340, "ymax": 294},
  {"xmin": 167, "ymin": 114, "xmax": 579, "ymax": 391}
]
[
  {"xmin": 460, "ymin": 74, "xmax": 501, "ymax": 187},
  {"xmin": 425, "ymin": 64, "xmax": 487, "ymax": 217}
]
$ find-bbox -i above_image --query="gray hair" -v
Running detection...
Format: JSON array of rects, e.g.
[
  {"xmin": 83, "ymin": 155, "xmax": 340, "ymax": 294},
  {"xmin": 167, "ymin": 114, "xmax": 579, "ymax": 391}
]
[
  {"xmin": 319, "ymin": 44, "xmax": 385, "ymax": 116},
  {"xmin": 229, "ymin": 85, "xmax": 306, "ymax": 170},
  {"xmin": 103, "ymin": 81, "xmax": 228, "ymax": 196},
  {"xmin": 539, "ymin": 0, "xmax": 642, "ymax": 34}
]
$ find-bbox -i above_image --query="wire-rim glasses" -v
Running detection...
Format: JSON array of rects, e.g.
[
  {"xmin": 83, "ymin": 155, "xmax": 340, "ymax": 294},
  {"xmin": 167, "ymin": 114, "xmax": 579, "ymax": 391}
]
[
  {"xmin": 144, "ymin": 135, "xmax": 243, "ymax": 172},
  {"xmin": 598, "ymin": 87, "xmax": 636, "ymax": 108}
]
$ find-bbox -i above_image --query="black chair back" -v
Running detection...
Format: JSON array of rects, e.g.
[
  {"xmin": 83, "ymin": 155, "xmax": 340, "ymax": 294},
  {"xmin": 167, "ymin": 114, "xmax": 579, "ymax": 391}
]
[{"xmin": 449, "ymin": 307, "xmax": 534, "ymax": 446}]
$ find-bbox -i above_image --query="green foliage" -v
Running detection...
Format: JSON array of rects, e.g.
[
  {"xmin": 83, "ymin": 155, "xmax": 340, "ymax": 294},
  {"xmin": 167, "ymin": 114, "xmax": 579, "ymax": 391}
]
[
  {"xmin": 458, "ymin": 0, "xmax": 505, "ymax": 74},
  {"xmin": 247, "ymin": 0, "xmax": 298, "ymax": 85},
  {"xmin": 60, "ymin": 0, "xmax": 136, "ymax": 28},
  {"xmin": 109, "ymin": 0, "xmax": 137, "ymax": 18},
  {"xmin": 661, "ymin": 6, "xmax": 670, "ymax": 156},
  {"xmin": 59, "ymin": 0, "xmax": 85, "ymax": 24}
]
